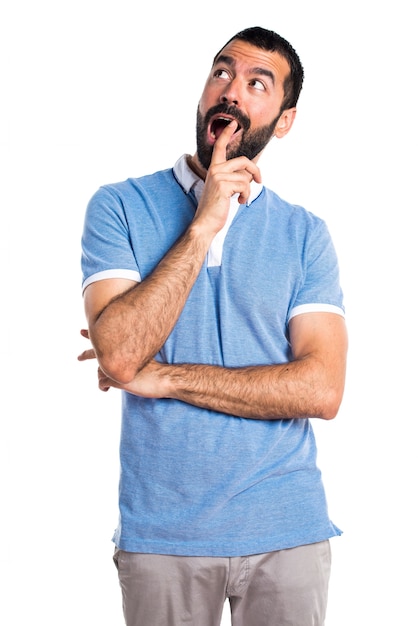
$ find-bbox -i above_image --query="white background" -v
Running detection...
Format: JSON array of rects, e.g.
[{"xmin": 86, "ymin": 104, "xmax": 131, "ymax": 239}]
[{"xmin": 2, "ymin": 1, "xmax": 417, "ymax": 624}]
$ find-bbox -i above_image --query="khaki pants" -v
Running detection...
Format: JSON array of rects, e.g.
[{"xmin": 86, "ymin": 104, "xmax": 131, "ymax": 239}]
[{"xmin": 113, "ymin": 540, "xmax": 331, "ymax": 626}]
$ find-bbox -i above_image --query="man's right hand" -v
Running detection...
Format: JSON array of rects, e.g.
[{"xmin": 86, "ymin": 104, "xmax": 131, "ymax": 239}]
[{"xmin": 193, "ymin": 120, "xmax": 262, "ymax": 235}]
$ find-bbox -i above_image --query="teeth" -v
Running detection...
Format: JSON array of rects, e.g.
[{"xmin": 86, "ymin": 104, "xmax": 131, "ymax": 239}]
[{"xmin": 210, "ymin": 117, "xmax": 240, "ymax": 139}]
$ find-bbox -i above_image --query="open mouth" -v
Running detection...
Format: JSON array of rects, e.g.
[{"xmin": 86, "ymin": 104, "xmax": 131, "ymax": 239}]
[{"xmin": 210, "ymin": 116, "xmax": 242, "ymax": 140}]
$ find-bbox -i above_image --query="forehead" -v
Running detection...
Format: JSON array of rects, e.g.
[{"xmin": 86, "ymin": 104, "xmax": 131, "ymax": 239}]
[{"xmin": 213, "ymin": 40, "xmax": 290, "ymax": 86}]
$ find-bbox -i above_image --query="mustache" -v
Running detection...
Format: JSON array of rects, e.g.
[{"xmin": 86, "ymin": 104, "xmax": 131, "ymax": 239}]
[{"xmin": 204, "ymin": 103, "xmax": 251, "ymax": 133}]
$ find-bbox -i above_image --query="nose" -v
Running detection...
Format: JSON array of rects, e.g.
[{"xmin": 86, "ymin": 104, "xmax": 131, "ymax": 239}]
[
  {"xmin": 221, "ymin": 93, "xmax": 238, "ymax": 105},
  {"xmin": 220, "ymin": 78, "xmax": 241, "ymax": 106}
]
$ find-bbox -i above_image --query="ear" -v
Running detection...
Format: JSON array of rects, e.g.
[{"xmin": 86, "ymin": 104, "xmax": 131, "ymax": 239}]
[{"xmin": 273, "ymin": 108, "xmax": 297, "ymax": 139}]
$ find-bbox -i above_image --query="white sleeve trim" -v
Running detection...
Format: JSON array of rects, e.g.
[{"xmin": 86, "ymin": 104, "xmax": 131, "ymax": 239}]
[
  {"xmin": 289, "ymin": 303, "xmax": 345, "ymax": 321},
  {"xmin": 82, "ymin": 269, "xmax": 141, "ymax": 293}
]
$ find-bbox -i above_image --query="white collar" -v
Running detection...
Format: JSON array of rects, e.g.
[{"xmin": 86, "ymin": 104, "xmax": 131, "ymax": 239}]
[{"xmin": 173, "ymin": 154, "xmax": 263, "ymax": 206}]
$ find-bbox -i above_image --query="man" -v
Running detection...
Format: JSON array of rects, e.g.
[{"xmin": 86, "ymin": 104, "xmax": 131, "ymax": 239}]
[{"xmin": 79, "ymin": 26, "xmax": 348, "ymax": 626}]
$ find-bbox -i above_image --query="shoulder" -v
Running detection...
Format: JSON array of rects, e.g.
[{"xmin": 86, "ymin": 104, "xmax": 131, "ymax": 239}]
[
  {"xmin": 95, "ymin": 167, "xmax": 176, "ymax": 199},
  {"xmin": 85, "ymin": 167, "xmax": 182, "ymax": 217},
  {"xmin": 261, "ymin": 187, "xmax": 328, "ymax": 233}
]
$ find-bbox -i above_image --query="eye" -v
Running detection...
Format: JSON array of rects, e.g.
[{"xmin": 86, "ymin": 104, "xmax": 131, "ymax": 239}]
[
  {"xmin": 249, "ymin": 78, "xmax": 266, "ymax": 91},
  {"xmin": 213, "ymin": 69, "xmax": 230, "ymax": 80}
]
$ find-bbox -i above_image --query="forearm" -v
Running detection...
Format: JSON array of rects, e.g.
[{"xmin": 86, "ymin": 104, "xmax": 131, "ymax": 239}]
[
  {"xmin": 90, "ymin": 223, "xmax": 212, "ymax": 383},
  {"xmin": 153, "ymin": 359, "xmax": 343, "ymax": 421}
]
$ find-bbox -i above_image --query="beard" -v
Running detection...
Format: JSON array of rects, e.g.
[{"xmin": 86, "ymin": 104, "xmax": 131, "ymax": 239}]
[{"xmin": 195, "ymin": 103, "xmax": 281, "ymax": 170}]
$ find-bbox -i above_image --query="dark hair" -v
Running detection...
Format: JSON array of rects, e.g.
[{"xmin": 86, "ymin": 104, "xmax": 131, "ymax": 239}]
[{"xmin": 213, "ymin": 26, "xmax": 304, "ymax": 113}]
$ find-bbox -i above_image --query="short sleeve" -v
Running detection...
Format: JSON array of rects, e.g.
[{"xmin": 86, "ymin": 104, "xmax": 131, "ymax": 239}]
[
  {"xmin": 81, "ymin": 185, "xmax": 141, "ymax": 292},
  {"xmin": 288, "ymin": 219, "xmax": 345, "ymax": 320}
]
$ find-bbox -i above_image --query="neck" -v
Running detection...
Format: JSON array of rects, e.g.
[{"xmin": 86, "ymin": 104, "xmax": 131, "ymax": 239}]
[{"xmin": 187, "ymin": 154, "xmax": 207, "ymax": 180}]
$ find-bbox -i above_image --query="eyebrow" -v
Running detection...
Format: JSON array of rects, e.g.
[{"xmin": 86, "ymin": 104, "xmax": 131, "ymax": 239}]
[{"xmin": 214, "ymin": 54, "xmax": 276, "ymax": 85}]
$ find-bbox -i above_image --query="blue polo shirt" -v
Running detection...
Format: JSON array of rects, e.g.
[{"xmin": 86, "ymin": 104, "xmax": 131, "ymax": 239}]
[{"xmin": 81, "ymin": 155, "xmax": 344, "ymax": 556}]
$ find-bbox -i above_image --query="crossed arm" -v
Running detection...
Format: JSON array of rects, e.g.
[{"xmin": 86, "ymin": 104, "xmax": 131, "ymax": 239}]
[
  {"xmin": 80, "ymin": 305, "xmax": 347, "ymax": 421},
  {"xmin": 79, "ymin": 122, "xmax": 348, "ymax": 421}
]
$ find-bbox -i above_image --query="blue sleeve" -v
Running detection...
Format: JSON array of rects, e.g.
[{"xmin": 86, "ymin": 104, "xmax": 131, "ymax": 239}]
[
  {"xmin": 81, "ymin": 185, "xmax": 141, "ymax": 291},
  {"xmin": 291, "ymin": 218, "xmax": 345, "ymax": 316}
]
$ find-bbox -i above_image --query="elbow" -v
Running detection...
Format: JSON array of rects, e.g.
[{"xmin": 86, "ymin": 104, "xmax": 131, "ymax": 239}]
[
  {"xmin": 97, "ymin": 351, "xmax": 141, "ymax": 385},
  {"xmin": 320, "ymin": 408, "xmax": 338, "ymax": 421},
  {"xmin": 90, "ymin": 327, "xmax": 146, "ymax": 384},
  {"xmin": 319, "ymin": 386, "xmax": 344, "ymax": 420}
]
